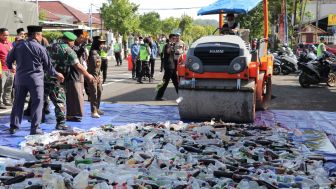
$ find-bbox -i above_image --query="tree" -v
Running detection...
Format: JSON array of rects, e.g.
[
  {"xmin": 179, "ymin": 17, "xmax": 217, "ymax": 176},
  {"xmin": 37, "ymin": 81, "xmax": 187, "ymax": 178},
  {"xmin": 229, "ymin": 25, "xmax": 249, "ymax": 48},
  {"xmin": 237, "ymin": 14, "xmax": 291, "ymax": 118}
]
[
  {"xmin": 101, "ymin": 0, "xmax": 139, "ymax": 34},
  {"xmin": 39, "ymin": 9, "xmax": 46, "ymax": 21},
  {"xmin": 43, "ymin": 31, "xmax": 63, "ymax": 42},
  {"xmin": 139, "ymin": 12, "xmax": 161, "ymax": 36},
  {"xmin": 179, "ymin": 15, "xmax": 193, "ymax": 35},
  {"xmin": 161, "ymin": 17, "xmax": 180, "ymax": 35}
]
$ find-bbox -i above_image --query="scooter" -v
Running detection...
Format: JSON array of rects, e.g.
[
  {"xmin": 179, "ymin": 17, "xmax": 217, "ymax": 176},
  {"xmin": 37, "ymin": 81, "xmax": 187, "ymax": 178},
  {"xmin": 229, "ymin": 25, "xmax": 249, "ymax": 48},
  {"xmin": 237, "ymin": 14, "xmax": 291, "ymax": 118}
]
[
  {"xmin": 279, "ymin": 46, "xmax": 298, "ymax": 75},
  {"xmin": 298, "ymin": 52, "xmax": 336, "ymax": 88},
  {"xmin": 273, "ymin": 57, "xmax": 282, "ymax": 75}
]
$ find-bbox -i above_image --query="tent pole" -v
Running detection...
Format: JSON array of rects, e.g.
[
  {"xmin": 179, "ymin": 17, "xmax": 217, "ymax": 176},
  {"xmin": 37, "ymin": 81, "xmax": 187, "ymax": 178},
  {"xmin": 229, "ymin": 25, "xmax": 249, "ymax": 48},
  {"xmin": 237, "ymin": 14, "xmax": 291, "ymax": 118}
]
[
  {"xmin": 219, "ymin": 13, "xmax": 224, "ymax": 29},
  {"xmin": 263, "ymin": 0, "xmax": 269, "ymax": 39}
]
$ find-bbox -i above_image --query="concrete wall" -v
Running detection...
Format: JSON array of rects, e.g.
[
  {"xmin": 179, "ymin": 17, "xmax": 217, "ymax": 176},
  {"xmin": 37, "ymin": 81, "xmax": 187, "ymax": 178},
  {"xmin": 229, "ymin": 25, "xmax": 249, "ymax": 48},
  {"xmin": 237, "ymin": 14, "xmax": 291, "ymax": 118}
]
[{"xmin": 303, "ymin": 0, "xmax": 336, "ymax": 23}]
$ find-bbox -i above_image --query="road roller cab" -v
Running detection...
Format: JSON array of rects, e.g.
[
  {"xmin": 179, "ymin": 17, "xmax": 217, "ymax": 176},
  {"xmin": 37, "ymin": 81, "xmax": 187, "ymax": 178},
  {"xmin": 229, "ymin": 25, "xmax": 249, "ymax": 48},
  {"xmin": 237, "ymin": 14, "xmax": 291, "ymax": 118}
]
[{"xmin": 177, "ymin": 0, "xmax": 273, "ymax": 123}]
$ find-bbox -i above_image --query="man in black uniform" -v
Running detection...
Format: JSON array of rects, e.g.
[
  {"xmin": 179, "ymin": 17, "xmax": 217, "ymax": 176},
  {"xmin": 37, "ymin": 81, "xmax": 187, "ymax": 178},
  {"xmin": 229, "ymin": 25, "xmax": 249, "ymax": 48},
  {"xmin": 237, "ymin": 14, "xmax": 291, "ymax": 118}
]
[{"xmin": 155, "ymin": 34, "xmax": 179, "ymax": 100}]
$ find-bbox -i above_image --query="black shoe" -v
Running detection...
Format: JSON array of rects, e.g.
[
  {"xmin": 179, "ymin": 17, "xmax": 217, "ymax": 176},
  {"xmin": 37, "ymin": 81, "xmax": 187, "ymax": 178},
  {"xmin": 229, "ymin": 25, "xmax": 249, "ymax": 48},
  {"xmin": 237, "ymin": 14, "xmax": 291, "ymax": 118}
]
[
  {"xmin": 155, "ymin": 97, "xmax": 166, "ymax": 101},
  {"xmin": 66, "ymin": 117, "xmax": 82, "ymax": 122},
  {"xmin": 9, "ymin": 126, "xmax": 19, "ymax": 134},
  {"xmin": 56, "ymin": 124, "xmax": 70, "ymax": 130},
  {"xmin": 30, "ymin": 128, "xmax": 43, "ymax": 135},
  {"xmin": 271, "ymin": 95, "xmax": 277, "ymax": 99}
]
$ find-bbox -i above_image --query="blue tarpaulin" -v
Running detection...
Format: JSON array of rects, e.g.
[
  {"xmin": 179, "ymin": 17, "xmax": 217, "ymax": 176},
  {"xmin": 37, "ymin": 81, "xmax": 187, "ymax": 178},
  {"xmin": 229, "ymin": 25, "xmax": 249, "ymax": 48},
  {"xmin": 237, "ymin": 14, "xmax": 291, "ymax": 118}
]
[
  {"xmin": 1, "ymin": 103, "xmax": 336, "ymax": 175},
  {"xmin": 198, "ymin": 0, "xmax": 262, "ymax": 15}
]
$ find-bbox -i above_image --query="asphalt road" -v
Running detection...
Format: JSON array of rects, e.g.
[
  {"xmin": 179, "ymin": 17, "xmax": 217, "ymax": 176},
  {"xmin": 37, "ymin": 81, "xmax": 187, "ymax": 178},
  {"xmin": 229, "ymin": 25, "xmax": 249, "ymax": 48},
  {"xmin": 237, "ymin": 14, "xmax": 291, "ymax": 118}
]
[
  {"xmin": 1, "ymin": 57, "xmax": 335, "ymax": 115},
  {"xmin": 101, "ymin": 58, "xmax": 336, "ymax": 112}
]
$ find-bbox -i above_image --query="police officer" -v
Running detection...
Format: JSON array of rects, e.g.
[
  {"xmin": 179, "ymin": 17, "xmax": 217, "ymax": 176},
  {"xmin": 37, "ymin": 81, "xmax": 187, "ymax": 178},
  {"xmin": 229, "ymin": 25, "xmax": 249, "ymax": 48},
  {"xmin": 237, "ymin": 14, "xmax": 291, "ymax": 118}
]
[
  {"xmin": 6, "ymin": 25, "xmax": 64, "ymax": 135},
  {"xmin": 137, "ymin": 38, "xmax": 151, "ymax": 83},
  {"xmin": 148, "ymin": 36, "xmax": 158, "ymax": 79},
  {"xmin": 100, "ymin": 42, "xmax": 108, "ymax": 83},
  {"xmin": 45, "ymin": 32, "xmax": 94, "ymax": 130},
  {"xmin": 131, "ymin": 37, "xmax": 140, "ymax": 79},
  {"xmin": 155, "ymin": 34, "xmax": 179, "ymax": 100}
]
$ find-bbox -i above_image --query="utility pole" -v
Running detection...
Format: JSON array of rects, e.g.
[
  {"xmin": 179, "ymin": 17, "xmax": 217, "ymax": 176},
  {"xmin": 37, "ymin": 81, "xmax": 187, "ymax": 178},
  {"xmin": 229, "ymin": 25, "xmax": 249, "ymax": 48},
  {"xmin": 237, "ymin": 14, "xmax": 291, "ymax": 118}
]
[
  {"xmin": 315, "ymin": 0, "xmax": 319, "ymax": 28},
  {"xmin": 315, "ymin": 0, "xmax": 319, "ymax": 43},
  {"xmin": 89, "ymin": 4, "xmax": 93, "ymax": 39},
  {"xmin": 36, "ymin": 0, "xmax": 39, "ymax": 19}
]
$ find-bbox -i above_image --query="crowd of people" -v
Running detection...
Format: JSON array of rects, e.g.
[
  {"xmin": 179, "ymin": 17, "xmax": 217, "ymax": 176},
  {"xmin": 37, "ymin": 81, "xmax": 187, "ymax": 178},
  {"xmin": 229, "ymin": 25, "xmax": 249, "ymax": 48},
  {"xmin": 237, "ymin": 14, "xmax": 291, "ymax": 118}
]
[
  {"xmin": 0, "ymin": 24, "xmax": 186, "ymax": 135},
  {"xmin": 129, "ymin": 33, "xmax": 185, "ymax": 100},
  {"xmin": 0, "ymin": 26, "xmax": 108, "ymax": 135}
]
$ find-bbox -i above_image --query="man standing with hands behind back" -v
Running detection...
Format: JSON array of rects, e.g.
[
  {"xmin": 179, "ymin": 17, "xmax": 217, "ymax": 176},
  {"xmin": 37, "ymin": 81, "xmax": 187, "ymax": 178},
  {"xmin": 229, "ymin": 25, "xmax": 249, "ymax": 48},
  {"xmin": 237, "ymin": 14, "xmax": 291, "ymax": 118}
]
[{"xmin": 6, "ymin": 25, "xmax": 64, "ymax": 135}]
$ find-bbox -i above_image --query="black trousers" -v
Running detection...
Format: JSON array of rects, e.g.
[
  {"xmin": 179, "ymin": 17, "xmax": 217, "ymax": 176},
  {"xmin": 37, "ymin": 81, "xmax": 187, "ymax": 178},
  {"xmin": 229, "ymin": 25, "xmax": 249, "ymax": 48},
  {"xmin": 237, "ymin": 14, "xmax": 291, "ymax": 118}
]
[
  {"xmin": 137, "ymin": 61, "xmax": 150, "ymax": 82},
  {"xmin": 132, "ymin": 58, "xmax": 136, "ymax": 78},
  {"xmin": 150, "ymin": 58, "xmax": 155, "ymax": 78},
  {"xmin": 114, "ymin": 52, "xmax": 122, "ymax": 65},
  {"xmin": 135, "ymin": 59, "xmax": 141, "ymax": 78},
  {"xmin": 156, "ymin": 69, "xmax": 179, "ymax": 99},
  {"xmin": 160, "ymin": 53, "xmax": 164, "ymax": 72},
  {"xmin": 101, "ymin": 58, "xmax": 108, "ymax": 83}
]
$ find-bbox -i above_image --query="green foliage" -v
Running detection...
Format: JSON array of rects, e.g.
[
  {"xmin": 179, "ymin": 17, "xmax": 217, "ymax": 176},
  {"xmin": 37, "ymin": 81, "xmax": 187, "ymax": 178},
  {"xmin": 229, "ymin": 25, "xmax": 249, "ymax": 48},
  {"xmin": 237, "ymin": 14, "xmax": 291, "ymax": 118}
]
[
  {"xmin": 101, "ymin": 0, "xmax": 139, "ymax": 34},
  {"xmin": 179, "ymin": 15, "xmax": 193, "ymax": 35},
  {"xmin": 43, "ymin": 31, "xmax": 63, "ymax": 42},
  {"xmin": 182, "ymin": 25, "xmax": 217, "ymax": 44},
  {"xmin": 238, "ymin": 3, "xmax": 264, "ymax": 39},
  {"xmin": 39, "ymin": 9, "xmax": 46, "ymax": 21},
  {"xmin": 193, "ymin": 19, "xmax": 218, "ymax": 27},
  {"xmin": 161, "ymin": 17, "xmax": 180, "ymax": 35},
  {"xmin": 139, "ymin": 12, "xmax": 161, "ymax": 36}
]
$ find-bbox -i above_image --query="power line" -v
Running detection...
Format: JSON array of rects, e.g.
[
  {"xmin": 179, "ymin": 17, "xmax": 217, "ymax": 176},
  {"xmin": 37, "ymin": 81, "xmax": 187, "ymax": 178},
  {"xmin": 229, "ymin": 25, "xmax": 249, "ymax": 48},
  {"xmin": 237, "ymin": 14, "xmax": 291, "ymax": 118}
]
[{"xmin": 139, "ymin": 7, "xmax": 202, "ymax": 11}]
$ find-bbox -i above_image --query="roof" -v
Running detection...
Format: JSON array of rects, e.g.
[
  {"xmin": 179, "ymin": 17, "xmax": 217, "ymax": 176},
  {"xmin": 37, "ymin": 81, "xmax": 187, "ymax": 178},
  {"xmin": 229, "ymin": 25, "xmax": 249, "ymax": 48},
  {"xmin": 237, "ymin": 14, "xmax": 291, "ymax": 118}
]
[
  {"xmin": 300, "ymin": 24, "xmax": 327, "ymax": 34},
  {"xmin": 38, "ymin": 1, "xmax": 101, "ymax": 24},
  {"xmin": 40, "ymin": 8, "xmax": 61, "ymax": 21},
  {"xmin": 92, "ymin": 13, "xmax": 101, "ymax": 21}
]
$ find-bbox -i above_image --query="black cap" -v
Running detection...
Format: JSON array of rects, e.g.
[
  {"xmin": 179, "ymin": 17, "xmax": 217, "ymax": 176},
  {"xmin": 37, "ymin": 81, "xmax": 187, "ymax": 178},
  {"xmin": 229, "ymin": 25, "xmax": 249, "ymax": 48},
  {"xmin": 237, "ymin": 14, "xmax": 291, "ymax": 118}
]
[
  {"xmin": 93, "ymin": 36, "xmax": 106, "ymax": 42},
  {"xmin": 73, "ymin": 29, "xmax": 84, "ymax": 37},
  {"xmin": 27, "ymin": 25, "xmax": 42, "ymax": 34},
  {"xmin": 16, "ymin": 28, "xmax": 24, "ymax": 34},
  {"xmin": 320, "ymin": 36, "xmax": 325, "ymax": 41}
]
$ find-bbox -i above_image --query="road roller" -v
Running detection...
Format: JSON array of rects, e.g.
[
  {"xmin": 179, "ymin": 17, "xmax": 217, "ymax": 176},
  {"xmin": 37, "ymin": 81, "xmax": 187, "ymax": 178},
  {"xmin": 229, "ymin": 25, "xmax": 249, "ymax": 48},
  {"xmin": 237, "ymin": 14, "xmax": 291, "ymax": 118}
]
[{"xmin": 177, "ymin": 0, "xmax": 273, "ymax": 123}]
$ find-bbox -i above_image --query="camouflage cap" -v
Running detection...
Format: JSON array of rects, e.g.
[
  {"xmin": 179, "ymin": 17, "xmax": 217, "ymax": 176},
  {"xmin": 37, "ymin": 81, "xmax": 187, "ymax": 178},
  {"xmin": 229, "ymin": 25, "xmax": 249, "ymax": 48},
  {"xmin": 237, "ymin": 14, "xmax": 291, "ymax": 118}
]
[{"xmin": 63, "ymin": 32, "xmax": 77, "ymax": 41}]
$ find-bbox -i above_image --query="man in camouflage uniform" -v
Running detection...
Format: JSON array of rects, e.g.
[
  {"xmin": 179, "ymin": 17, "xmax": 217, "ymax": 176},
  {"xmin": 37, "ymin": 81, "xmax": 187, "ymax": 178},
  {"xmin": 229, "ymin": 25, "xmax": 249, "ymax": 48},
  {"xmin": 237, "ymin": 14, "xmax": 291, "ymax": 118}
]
[{"xmin": 45, "ymin": 32, "xmax": 94, "ymax": 130}]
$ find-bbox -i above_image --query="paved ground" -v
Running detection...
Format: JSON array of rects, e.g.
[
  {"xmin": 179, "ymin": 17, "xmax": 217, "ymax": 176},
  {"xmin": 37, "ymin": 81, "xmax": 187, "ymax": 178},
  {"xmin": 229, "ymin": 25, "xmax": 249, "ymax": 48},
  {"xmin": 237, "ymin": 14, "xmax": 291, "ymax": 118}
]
[
  {"xmin": 1, "ymin": 57, "xmax": 335, "ymax": 115},
  {"xmin": 100, "ymin": 58, "xmax": 336, "ymax": 112}
]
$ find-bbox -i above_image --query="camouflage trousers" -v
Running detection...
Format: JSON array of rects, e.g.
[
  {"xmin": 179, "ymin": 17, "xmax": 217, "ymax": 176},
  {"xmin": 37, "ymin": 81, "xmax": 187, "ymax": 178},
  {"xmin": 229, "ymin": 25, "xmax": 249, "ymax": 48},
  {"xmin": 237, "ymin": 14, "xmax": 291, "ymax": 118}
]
[{"xmin": 44, "ymin": 80, "xmax": 66, "ymax": 125}]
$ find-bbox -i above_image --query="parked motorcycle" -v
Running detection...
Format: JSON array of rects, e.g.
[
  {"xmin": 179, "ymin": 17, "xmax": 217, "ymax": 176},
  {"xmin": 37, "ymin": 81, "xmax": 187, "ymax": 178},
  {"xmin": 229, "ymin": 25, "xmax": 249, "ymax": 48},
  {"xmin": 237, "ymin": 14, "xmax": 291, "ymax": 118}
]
[
  {"xmin": 273, "ymin": 56, "xmax": 282, "ymax": 75},
  {"xmin": 279, "ymin": 46, "xmax": 298, "ymax": 75},
  {"xmin": 298, "ymin": 52, "xmax": 336, "ymax": 88}
]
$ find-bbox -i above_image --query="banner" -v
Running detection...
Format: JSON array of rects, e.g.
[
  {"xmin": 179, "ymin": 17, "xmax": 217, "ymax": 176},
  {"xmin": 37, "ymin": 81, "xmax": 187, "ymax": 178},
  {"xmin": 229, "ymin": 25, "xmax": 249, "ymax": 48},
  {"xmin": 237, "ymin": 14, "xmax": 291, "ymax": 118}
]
[{"xmin": 328, "ymin": 14, "xmax": 336, "ymax": 26}]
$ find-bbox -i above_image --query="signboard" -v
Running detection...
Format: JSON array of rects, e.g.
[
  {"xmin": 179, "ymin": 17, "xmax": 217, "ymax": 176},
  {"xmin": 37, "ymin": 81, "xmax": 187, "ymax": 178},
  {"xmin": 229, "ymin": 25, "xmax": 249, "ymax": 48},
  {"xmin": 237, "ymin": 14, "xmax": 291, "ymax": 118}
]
[{"xmin": 328, "ymin": 14, "xmax": 336, "ymax": 26}]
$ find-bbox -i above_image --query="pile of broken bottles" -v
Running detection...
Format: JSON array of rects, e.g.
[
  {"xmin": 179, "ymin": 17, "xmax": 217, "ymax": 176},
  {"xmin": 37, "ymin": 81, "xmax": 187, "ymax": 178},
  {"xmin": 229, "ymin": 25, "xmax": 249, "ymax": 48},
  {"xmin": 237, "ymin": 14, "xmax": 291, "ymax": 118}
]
[{"xmin": 0, "ymin": 121, "xmax": 335, "ymax": 189}]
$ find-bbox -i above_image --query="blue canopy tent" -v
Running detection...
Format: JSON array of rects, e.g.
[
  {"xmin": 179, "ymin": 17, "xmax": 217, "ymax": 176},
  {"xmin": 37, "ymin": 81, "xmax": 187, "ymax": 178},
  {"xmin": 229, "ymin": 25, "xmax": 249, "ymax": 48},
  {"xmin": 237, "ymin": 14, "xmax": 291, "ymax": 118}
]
[
  {"xmin": 197, "ymin": 0, "xmax": 263, "ymax": 15},
  {"xmin": 197, "ymin": 0, "xmax": 268, "ymax": 39}
]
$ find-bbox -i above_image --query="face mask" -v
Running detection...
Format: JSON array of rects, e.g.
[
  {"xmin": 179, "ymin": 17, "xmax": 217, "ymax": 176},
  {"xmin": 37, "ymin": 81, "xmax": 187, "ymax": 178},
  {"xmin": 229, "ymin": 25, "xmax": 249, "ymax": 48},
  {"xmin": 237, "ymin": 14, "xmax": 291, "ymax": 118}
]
[
  {"xmin": 135, "ymin": 40, "xmax": 139, "ymax": 44},
  {"xmin": 140, "ymin": 40, "xmax": 144, "ymax": 44}
]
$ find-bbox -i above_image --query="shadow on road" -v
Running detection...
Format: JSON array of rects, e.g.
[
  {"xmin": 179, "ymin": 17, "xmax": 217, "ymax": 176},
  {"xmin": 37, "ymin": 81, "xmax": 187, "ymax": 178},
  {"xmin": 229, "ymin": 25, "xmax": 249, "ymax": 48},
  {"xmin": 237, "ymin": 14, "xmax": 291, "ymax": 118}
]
[{"xmin": 106, "ymin": 87, "xmax": 179, "ymax": 103}]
